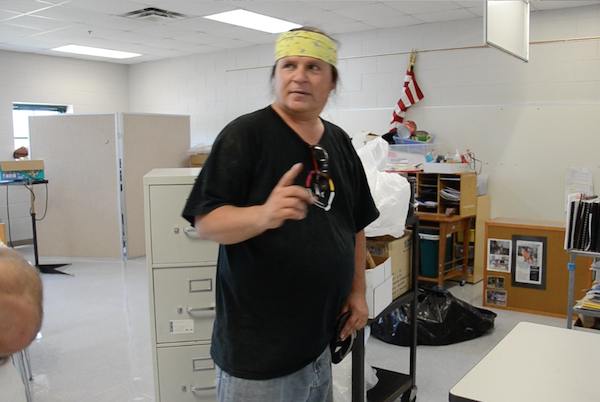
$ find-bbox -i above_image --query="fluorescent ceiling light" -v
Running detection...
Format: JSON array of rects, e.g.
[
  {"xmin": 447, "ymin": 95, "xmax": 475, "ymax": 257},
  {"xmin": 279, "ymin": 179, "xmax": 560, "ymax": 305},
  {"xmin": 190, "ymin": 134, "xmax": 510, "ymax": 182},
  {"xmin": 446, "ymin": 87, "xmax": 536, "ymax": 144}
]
[
  {"xmin": 52, "ymin": 45, "xmax": 141, "ymax": 59},
  {"xmin": 204, "ymin": 10, "xmax": 301, "ymax": 34}
]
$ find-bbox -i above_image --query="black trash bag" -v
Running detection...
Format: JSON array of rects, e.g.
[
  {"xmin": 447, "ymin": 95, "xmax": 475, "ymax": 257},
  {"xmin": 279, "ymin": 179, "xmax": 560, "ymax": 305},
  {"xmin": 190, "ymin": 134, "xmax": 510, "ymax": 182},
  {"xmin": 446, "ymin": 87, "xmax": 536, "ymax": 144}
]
[{"xmin": 370, "ymin": 285, "xmax": 497, "ymax": 346}]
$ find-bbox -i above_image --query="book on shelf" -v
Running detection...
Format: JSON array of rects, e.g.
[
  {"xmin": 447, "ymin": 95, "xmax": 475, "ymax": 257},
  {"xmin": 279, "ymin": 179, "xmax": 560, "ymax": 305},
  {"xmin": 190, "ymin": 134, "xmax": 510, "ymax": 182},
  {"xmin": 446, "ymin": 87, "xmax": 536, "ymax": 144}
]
[
  {"xmin": 565, "ymin": 193, "xmax": 600, "ymax": 252},
  {"xmin": 579, "ymin": 294, "xmax": 600, "ymax": 310}
]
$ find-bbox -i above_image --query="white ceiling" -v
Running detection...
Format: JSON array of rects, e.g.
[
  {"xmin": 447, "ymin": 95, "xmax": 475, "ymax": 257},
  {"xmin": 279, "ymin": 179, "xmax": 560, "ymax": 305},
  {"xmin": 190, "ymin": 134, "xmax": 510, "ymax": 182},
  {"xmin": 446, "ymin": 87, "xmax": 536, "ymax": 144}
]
[{"xmin": 0, "ymin": 0, "xmax": 597, "ymax": 64}]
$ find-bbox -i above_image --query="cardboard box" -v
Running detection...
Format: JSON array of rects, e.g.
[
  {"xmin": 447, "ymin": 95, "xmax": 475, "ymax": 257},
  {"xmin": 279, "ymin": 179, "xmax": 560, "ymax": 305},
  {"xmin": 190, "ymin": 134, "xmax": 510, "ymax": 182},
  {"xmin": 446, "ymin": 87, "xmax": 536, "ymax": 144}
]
[
  {"xmin": 0, "ymin": 160, "xmax": 44, "ymax": 181},
  {"xmin": 189, "ymin": 154, "xmax": 209, "ymax": 167},
  {"xmin": 367, "ymin": 230, "xmax": 412, "ymax": 299},
  {"xmin": 365, "ymin": 256, "xmax": 392, "ymax": 288},
  {"xmin": 366, "ymin": 274, "xmax": 393, "ymax": 319}
]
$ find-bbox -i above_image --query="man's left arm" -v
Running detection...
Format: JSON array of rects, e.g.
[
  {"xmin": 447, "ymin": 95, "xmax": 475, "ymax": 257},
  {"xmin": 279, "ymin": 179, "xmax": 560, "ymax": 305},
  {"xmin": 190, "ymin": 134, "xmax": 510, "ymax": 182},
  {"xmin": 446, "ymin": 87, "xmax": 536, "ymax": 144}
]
[{"xmin": 339, "ymin": 229, "xmax": 369, "ymax": 341}]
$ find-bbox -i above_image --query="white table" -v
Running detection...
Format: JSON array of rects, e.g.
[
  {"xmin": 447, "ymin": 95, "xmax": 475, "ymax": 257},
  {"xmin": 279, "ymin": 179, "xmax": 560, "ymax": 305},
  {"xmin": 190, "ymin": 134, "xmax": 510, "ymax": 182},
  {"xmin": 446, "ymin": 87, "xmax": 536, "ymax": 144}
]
[{"xmin": 449, "ymin": 322, "xmax": 600, "ymax": 402}]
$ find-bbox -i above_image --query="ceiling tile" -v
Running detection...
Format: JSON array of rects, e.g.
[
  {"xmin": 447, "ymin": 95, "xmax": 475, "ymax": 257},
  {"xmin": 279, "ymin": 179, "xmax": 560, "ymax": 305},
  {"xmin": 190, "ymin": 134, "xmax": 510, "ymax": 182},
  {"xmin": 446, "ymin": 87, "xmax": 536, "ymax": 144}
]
[
  {"xmin": 150, "ymin": 1, "xmax": 236, "ymax": 17},
  {"xmin": 311, "ymin": 2, "xmax": 374, "ymax": 12},
  {"xmin": 0, "ymin": 0, "xmax": 56, "ymax": 14},
  {"xmin": 366, "ymin": 15, "xmax": 425, "ymax": 29},
  {"xmin": 384, "ymin": 1, "xmax": 463, "ymax": 14},
  {"xmin": 172, "ymin": 32, "xmax": 225, "ymax": 45},
  {"xmin": 61, "ymin": 0, "xmax": 151, "ymax": 15},
  {"xmin": 0, "ymin": 10, "xmax": 20, "ymax": 21},
  {"xmin": 130, "ymin": 23, "xmax": 197, "ymax": 38},
  {"xmin": 415, "ymin": 8, "xmax": 479, "ymax": 23},
  {"xmin": 4, "ymin": 14, "xmax": 74, "ymax": 31},
  {"xmin": 332, "ymin": 3, "xmax": 405, "ymax": 21}
]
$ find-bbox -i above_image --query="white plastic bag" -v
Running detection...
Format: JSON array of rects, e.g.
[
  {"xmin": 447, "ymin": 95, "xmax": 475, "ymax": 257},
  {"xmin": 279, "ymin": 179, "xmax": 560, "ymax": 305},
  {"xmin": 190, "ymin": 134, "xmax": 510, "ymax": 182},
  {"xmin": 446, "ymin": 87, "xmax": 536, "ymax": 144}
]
[
  {"xmin": 332, "ymin": 326, "xmax": 379, "ymax": 402},
  {"xmin": 357, "ymin": 138, "xmax": 410, "ymax": 238}
]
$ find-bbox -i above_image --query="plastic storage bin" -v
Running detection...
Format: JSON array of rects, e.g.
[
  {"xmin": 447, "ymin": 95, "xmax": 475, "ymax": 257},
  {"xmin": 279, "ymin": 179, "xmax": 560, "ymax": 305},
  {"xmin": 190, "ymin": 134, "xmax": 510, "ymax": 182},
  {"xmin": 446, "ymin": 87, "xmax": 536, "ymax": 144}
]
[{"xmin": 419, "ymin": 230, "xmax": 453, "ymax": 278}]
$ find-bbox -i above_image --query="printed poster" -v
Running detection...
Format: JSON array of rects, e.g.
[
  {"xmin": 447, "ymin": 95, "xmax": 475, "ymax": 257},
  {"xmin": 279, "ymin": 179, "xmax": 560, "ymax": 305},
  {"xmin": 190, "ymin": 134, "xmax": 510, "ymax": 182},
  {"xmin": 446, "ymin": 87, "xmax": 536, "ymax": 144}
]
[
  {"xmin": 512, "ymin": 236, "xmax": 547, "ymax": 290},
  {"xmin": 487, "ymin": 238, "xmax": 512, "ymax": 273}
]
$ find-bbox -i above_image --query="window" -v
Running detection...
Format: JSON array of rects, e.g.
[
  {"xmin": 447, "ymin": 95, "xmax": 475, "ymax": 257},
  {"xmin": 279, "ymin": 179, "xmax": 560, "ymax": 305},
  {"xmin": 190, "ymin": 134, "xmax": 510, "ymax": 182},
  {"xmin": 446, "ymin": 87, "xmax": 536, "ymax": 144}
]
[{"xmin": 12, "ymin": 103, "xmax": 68, "ymax": 153}]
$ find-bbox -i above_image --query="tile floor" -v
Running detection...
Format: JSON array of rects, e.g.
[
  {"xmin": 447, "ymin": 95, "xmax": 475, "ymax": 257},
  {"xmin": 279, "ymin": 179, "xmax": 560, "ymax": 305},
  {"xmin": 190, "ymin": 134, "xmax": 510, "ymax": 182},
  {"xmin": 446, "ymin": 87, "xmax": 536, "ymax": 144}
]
[{"xmin": 15, "ymin": 244, "xmax": 568, "ymax": 402}]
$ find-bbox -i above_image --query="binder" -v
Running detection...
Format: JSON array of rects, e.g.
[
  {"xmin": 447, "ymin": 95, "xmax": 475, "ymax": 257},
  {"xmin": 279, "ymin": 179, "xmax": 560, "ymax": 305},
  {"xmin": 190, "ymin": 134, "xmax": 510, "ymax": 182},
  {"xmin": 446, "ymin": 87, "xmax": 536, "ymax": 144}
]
[
  {"xmin": 567, "ymin": 200, "xmax": 577, "ymax": 249},
  {"xmin": 573, "ymin": 200, "xmax": 584, "ymax": 250},
  {"xmin": 590, "ymin": 202, "xmax": 600, "ymax": 252},
  {"xmin": 581, "ymin": 201, "xmax": 591, "ymax": 250}
]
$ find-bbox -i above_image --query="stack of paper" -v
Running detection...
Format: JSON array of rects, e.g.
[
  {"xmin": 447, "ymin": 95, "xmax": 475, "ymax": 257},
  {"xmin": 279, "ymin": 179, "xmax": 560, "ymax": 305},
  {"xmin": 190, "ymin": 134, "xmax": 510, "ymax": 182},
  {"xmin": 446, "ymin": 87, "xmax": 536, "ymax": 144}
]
[
  {"xmin": 576, "ymin": 284, "xmax": 600, "ymax": 310},
  {"xmin": 439, "ymin": 188, "xmax": 461, "ymax": 202}
]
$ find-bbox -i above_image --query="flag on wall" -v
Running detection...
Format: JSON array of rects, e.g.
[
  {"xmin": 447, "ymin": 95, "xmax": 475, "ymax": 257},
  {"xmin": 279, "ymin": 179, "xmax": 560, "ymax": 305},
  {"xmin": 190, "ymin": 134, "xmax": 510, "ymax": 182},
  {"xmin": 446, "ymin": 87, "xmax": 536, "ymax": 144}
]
[{"xmin": 390, "ymin": 50, "xmax": 424, "ymax": 131}]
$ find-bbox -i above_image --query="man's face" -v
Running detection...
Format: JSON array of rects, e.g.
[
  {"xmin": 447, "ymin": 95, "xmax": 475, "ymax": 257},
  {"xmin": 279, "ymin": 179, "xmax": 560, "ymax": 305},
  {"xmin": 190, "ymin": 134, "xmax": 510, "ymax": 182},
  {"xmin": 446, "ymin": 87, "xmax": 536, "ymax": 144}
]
[{"xmin": 273, "ymin": 56, "xmax": 335, "ymax": 118}]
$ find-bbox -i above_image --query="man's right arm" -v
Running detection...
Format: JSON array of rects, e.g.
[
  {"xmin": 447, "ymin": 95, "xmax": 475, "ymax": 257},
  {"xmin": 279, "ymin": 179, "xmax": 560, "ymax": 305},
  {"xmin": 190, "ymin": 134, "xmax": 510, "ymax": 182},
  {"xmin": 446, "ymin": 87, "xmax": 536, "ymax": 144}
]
[{"xmin": 194, "ymin": 163, "xmax": 313, "ymax": 245}]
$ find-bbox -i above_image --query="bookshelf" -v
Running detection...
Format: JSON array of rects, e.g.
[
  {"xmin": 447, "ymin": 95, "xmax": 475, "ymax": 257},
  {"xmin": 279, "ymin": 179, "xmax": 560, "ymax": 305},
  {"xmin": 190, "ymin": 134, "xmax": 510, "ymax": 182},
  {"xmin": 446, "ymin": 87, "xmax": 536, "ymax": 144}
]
[
  {"xmin": 566, "ymin": 251, "xmax": 600, "ymax": 328},
  {"xmin": 565, "ymin": 193, "xmax": 600, "ymax": 328}
]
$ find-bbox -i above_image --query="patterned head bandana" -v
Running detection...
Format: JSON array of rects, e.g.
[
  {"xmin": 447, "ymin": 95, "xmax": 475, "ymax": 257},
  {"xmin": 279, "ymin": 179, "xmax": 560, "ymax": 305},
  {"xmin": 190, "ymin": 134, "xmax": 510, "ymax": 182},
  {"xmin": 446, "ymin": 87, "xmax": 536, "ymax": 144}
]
[{"xmin": 274, "ymin": 30, "xmax": 337, "ymax": 67}]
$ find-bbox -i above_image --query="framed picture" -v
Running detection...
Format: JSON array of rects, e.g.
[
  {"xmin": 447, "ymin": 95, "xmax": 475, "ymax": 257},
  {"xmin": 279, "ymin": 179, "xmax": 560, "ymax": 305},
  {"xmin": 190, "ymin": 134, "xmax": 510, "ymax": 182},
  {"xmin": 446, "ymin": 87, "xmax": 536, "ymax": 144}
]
[{"xmin": 511, "ymin": 235, "xmax": 546, "ymax": 290}]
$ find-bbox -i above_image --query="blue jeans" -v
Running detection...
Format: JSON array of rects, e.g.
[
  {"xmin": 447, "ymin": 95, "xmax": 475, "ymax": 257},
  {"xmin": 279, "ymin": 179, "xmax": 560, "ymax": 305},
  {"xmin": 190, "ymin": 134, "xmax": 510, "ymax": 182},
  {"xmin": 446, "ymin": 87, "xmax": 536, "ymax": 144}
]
[{"xmin": 215, "ymin": 347, "xmax": 333, "ymax": 402}]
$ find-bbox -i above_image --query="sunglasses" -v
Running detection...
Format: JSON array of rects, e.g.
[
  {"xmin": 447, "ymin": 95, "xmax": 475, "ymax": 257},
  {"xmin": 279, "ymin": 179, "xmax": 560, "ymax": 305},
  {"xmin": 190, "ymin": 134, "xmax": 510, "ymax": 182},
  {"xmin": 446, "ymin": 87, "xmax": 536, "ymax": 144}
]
[{"xmin": 309, "ymin": 144, "xmax": 330, "ymax": 192}]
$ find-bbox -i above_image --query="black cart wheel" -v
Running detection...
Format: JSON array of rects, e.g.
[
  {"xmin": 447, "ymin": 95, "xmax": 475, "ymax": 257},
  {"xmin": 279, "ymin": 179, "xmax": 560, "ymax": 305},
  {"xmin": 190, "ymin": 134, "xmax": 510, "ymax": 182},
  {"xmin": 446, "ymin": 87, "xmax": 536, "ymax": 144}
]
[
  {"xmin": 401, "ymin": 386, "xmax": 417, "ymax": 402},
  {"xmin": 460, "ymin": 278, "xmax": 466, "ymax": 286}
]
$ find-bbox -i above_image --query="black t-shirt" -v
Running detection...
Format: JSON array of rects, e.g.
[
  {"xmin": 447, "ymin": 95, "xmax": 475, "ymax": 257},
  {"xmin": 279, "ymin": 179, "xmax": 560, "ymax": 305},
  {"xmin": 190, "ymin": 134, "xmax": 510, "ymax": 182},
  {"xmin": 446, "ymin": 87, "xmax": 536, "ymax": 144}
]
[{"xmin": 182, "ymin": 106, "xmax": 379, "ymax": 380}]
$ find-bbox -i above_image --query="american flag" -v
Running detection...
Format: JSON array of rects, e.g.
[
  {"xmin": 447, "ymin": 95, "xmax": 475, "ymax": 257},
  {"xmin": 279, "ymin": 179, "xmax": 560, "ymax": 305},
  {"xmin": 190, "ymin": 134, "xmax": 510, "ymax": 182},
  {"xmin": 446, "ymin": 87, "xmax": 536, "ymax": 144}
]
[{"xmin": 390, "ymin": 50, "xmax": 424, "ymax": 131}]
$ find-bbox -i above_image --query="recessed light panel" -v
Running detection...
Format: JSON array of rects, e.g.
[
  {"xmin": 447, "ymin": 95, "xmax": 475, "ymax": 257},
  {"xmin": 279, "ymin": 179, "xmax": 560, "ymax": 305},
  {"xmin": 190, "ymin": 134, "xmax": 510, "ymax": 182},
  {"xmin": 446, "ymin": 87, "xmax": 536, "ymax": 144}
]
[
  {"xmin": 204, "ymin": 10, "xmax": 301, "ymax": 34},
  {"xmin": 52, "ymin": 45, "xmax": 141, "ymax": 59}
]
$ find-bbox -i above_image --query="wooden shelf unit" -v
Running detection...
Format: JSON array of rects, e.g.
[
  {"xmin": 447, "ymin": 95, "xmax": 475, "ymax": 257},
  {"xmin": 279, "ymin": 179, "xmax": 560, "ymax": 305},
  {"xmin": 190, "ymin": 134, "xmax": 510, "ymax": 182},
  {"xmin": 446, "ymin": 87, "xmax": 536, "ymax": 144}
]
[
  {"xmin": 453, "ymin": 194, "xmax": 490, "ymax": 284},
  {"xmin": 413, "ymin": 172, "xmax": 477, "ymax": 218}
]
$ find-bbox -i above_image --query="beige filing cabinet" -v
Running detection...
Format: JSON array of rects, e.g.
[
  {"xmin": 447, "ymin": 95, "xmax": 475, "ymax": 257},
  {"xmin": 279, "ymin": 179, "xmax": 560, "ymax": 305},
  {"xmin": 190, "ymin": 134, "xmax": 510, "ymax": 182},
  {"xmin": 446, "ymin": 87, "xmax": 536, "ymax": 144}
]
[{"xmin": 144, "ymin": 168, "xmax": 219, "ymax": 402}]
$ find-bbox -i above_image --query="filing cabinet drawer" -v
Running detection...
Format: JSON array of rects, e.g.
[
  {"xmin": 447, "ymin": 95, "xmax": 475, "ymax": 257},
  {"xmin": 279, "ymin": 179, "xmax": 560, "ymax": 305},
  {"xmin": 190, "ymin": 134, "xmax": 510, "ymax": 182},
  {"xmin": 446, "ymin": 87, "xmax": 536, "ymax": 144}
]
[
  {"xmin": 154, "ymin": 267, "xmax": 216, "ymax": 343},
  {"xmin": 149, "ymin": 184, "xmax": 219, "ymax": 265},
  {"xmin": 157, "ymin": 344, "xmax": 216, "ymax": 402}
]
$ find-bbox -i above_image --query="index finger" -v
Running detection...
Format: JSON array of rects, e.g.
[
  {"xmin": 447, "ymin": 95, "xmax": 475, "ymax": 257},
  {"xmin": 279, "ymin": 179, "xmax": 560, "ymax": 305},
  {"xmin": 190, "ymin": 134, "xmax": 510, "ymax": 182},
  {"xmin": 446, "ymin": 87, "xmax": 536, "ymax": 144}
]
[{"xmin": 276, "ymin": 162, "xmax": 304, "ymax": 188}]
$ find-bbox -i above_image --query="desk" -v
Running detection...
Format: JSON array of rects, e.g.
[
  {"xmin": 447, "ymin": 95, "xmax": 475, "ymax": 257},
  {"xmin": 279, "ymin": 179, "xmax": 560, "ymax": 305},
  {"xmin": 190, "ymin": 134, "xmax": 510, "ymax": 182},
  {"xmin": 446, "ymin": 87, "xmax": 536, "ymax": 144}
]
[
  {"xmin": 0, "ymin": 179, "xmax": 69, "ymax": 274},
  {"xmin": 417, "ymin": 213, "xmax": 470, "ymax": 287},
  {"xmin": 449, "ymin": 322, "xmax": 600, "ymax": 402}
]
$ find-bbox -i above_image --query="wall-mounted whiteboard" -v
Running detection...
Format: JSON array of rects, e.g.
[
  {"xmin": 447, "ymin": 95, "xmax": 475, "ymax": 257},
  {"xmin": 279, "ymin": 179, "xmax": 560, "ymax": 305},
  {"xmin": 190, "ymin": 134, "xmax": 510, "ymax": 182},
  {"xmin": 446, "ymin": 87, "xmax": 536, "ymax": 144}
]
[{"xmin": 484, "ymin": 0, "xmax": 530, "ymax": 62}]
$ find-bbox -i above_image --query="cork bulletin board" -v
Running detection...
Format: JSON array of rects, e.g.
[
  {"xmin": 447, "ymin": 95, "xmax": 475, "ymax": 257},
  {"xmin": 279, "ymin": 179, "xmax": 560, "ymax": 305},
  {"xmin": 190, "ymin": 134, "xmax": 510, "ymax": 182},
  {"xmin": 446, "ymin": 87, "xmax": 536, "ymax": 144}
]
[{"xmin": 483, "ymin": 217, "xmax": 591, "ymax": 317}]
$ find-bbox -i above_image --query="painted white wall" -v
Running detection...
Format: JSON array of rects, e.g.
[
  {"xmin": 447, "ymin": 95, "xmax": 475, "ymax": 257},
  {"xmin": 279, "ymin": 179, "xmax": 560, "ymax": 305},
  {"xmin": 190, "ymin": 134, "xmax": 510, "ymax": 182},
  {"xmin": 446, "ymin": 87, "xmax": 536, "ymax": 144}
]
[
  {"xmin": 128, "ymin": 5, "xmax": 600, "ymax": 223},
  {"xmin": 0, "ymin": 50, "xmax": 129, "ymax": 243},
  {"xmin": 0, "ymin": 4, "xmax": 598, "ymax": 245}
]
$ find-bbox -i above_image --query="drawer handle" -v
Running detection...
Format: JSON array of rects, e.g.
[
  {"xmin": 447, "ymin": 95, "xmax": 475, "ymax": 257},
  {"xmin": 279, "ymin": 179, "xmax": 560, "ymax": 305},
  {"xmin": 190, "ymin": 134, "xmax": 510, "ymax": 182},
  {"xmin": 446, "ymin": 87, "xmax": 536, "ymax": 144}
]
[
  {"xmin": 192, "ymin": 357, "xmax": 215, "ymax": 371},
  {"xmin": 183, "ymin": 227, "xmax": 199, "ymax": 238},
  {"xmin": 187, "ymin": 305, "xmax": 215, "ymax": 313},
  {"xmin": 191, "ymin": 385, "xmax": 216, "ymax": 392}
]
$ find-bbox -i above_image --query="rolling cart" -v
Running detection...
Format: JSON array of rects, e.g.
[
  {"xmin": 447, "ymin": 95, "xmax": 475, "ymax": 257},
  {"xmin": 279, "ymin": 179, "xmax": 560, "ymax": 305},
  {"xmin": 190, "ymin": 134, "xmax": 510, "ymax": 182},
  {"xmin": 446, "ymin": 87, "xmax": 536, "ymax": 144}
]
[{"xmin": 352, "ymin": 214, "xmax": 419, "ymax": 402}]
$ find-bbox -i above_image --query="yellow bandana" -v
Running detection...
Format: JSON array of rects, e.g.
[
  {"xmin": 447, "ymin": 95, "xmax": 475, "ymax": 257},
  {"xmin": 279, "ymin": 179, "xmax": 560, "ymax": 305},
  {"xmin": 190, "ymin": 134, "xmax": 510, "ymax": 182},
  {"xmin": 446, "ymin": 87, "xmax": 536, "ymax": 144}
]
[{"xmin": 274, "ymin": 30, "xmax": 338, "ymax": 67}]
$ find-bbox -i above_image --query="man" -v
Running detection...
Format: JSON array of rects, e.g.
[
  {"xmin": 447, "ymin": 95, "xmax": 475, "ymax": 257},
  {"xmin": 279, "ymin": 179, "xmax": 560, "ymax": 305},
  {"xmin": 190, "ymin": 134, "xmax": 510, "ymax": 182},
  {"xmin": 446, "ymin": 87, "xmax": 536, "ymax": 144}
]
[
  {"xmin": 183, "ymin": 27, "xmax": 379, "ymax": 402},
  {"xmin": 0, "ymin": 247, "xmax": 43, "ymax": 402}
]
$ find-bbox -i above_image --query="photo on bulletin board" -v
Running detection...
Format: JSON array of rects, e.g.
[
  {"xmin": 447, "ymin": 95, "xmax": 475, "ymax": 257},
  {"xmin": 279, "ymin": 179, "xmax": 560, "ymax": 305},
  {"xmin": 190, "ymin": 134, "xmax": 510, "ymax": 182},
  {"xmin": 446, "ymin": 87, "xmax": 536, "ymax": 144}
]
[
  {"xmin": 487, "ymin": 238, "xmax": 512, "ymax": 273},
  {"xmin": 487, "ymin": 276, "xmax": 505, "ymax": 289},
  {"xmin": 511, "ymin": 235, "xmax": 547, "ymax": 290},
  {"xmin": 486, "ymin": 289, "xmax": 507, "ymax": 307}
]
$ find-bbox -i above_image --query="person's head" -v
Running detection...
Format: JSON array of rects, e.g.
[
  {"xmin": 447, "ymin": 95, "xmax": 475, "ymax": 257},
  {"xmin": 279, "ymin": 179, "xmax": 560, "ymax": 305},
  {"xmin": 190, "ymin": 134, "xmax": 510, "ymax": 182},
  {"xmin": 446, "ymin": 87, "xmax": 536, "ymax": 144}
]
[
  {"xmin": 0, "ymin": 248, "xmax": 43, "ymax": 357},
  {"xmin": 271, "ymin": 27, "xmax": 339, "ymax": 118}
]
